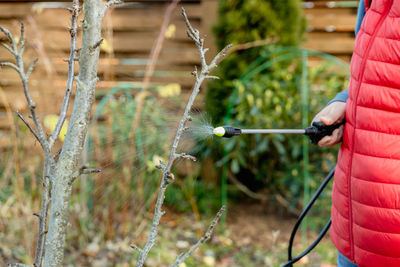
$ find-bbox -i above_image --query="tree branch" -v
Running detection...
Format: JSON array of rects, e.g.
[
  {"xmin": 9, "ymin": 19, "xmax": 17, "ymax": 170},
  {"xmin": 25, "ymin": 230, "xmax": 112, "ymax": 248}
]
[
  {"xmin": 26, "ymin": 58, "xmax": 38, "ymax": 80},
  {"xmin": 49, "ymin": 0, "xmax": 80, "ymax": 149},
  {"xmin": 16, "ymin": 111, "xmax": 40, "ymax": 143},
  {"xmin": 0, "ymin": 61, "xmax": 20, "ymax": 73},
  {"xmin": 170, "ymin": 206, "xmax": 225, "ymax": 267},
  {"xmin": 135, "ymin": 8, "xmax": 231, "ymax": 267},
  {"xmin": 175, "ymin": 153, "xmax": 197, "ymax": 162},
  {"xmin": 70, "ymin": 166, "xmax": 101, "ymax": 184},
  {"xmin": 0, "ymin": 26, "xmax": 17, "ymax": 52},
  {"xmin": 0, "ymin": 23, "xmax": 49, "ymax": 154},
  {"xmin": 102, "ymin": 0, "xmax": 123, "ymax": 17}
]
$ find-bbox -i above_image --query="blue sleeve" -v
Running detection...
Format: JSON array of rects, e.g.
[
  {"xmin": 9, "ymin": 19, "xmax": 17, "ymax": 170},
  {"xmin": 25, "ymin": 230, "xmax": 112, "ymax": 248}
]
[
  {"xmin": 355, "ymin": 0, "xmax": 365, "ymax": 36},
  {"xmin": 328, "ymin": 0, "xmax": 365, "ymax": 105}
]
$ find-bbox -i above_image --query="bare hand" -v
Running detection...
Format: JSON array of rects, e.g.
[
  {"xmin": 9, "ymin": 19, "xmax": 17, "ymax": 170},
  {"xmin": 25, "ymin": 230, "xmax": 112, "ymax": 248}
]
[{"xmin": 312, "ymin": 101, "xmax": 346, "ymax": 147}]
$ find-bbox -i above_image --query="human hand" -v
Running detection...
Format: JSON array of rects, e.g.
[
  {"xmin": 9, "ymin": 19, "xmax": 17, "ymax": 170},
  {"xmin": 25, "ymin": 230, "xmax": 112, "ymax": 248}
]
[{"xmin": 312, "ymin": 101, "xmax": 346, "ymax": 147}]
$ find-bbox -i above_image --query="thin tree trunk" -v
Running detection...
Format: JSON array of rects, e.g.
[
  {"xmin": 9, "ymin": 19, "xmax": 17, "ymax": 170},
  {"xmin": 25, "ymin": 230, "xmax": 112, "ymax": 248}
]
[{"xmin": 43, "ymin": 0, "xmax": 104, "ymax": 265}]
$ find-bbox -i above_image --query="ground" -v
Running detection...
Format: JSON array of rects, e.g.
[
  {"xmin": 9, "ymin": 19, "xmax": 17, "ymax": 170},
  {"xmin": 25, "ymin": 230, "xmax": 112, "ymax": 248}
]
[
  {"xmin": 55, "ymin": 202, "xmax": 337, "ymax": 267},
  {"xmin": 0, "ymin": 196, "xmax": 337, "ymax": 266}
]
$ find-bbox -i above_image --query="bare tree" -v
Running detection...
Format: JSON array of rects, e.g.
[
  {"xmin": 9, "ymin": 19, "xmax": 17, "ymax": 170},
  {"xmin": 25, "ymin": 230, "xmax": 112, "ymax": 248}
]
[
  {"xmin": 2, "ymin": 2, "xmax": 228, "ymax": 267},
  {"xmin": 133, "ymin": 8, "xmax": 231, "ymax": 267},
  {"xmin": 1, "ymin": 0, "xmax": 120, "ymax": 266}
]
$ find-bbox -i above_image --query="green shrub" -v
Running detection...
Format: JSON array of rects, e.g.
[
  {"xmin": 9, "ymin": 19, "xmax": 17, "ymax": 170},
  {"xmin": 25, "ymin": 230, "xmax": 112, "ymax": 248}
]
[
  {"xmin": 200, "ymin": 47, "xmax": 349, "ymax": 216},
  {"xmin": 206, "ymin": 0, "xmax": 305, "ymax": 122},
  {"xmin": 200, "ymin": 0, "xmax": 350, "ymax": 219}
]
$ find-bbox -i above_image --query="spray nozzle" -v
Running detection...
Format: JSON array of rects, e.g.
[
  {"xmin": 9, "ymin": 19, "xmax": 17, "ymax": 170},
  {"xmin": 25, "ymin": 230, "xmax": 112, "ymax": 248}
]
[{"xmin": 213, "ymin": 126, "xmax": 242, "ymax": 138}]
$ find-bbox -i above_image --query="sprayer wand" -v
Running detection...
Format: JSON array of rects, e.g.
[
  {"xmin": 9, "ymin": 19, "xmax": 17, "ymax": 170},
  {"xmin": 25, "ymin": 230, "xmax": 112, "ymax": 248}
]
[{"xmin": 213, "ymin": 121, "xmax": 343, "ymax": 144}]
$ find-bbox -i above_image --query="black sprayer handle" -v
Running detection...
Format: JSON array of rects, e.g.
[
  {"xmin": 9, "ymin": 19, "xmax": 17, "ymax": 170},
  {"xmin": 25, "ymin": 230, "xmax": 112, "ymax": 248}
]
[{"xmin": 305, "ymin": 121, "xmax": 344, "ymax": 145}]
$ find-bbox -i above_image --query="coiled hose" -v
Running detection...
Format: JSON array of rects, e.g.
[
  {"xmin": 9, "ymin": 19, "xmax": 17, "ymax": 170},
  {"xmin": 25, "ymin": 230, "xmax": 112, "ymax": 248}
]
[{"xmin": 281, "ymin": 167, "xmax": 336, "ymax": 267}]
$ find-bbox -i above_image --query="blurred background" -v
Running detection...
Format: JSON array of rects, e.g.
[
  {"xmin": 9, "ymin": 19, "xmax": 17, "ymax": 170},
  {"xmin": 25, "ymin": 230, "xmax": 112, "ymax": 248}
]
[{"xmin": 0, "ymin": 0, "xmax": 357, "ymax": 266}]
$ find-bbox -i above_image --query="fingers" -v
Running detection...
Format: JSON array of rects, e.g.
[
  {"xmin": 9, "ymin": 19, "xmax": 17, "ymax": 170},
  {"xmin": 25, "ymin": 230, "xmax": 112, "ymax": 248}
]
[
  {"xmin": 311, "ymin": 102, "xmax": 346, "ymax": 126},
  {"xmin": 318, "ymin": 125, "xmax": 344, "ymax": 147},
  {"xmin": 319, "ymin": 116, "xmax": 334, "ymax": 126}
]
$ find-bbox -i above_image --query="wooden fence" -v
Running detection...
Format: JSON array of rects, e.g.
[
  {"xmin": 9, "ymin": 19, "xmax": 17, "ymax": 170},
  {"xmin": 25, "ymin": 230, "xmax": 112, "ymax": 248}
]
[
  {"xmin": 303, "ymin": 0, "xmax": 358, "ymax": 61},
  {"xmin": 0, "ymin": 0, "xmax": 358, "ymax": 149},
  {"xmin": 0, "ymin": 0, "xmax": 218, "ymax": 149}
]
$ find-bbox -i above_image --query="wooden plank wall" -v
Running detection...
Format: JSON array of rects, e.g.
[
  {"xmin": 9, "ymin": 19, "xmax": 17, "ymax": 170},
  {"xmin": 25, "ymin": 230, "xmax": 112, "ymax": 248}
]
[
  {"xmin": 302, "ymin": 0, "xmax": 359, "ymax": 61},
  {"xmin": 0, "ymin": 0, "xmax": 218, "ymax": 149},
  {"xmin": 0, "ymin": 0, "xmax": 358, "ymax": 149}
]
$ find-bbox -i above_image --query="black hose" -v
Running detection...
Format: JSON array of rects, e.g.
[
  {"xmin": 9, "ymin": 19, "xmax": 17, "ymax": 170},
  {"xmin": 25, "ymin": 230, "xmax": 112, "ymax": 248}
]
[{"xmin": 281, "ymin": 167, "xmax": 336, "ymax": 267}]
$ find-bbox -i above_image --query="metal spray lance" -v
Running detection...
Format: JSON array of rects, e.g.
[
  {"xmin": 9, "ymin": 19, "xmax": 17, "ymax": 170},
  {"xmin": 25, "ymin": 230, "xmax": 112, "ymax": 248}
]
[{"xmin": 213, "ymin": 121, "xmax": 343, "ymax": 144}]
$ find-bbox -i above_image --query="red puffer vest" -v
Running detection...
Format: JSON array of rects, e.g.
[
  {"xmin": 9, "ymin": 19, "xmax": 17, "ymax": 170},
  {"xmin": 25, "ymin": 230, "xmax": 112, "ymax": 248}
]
[{"xmin": 330, "ymin": 0, "xmax": 400, "ymax": 266}]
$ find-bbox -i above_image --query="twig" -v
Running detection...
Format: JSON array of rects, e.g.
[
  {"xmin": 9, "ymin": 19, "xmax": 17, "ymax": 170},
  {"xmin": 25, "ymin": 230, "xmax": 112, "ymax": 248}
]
[
  {"xmin": 0, "ymin": 62, "xmax": 19, "ymax": 73},
  {"xmin": 0, "ymin": 22, "xmax": 57, "ymax": 267},
  {"xmin": 135, "ymin": 8, "xmax": 231, "ymax": 267},
  {"xmin": 102, "ymin": 0, "xmax": 123, "ymax": 17},
  {"xmin": 70, "ymin": 166, "xmax": 101, "ymax": 184},
  {"xmin": 0, "ymin": 24, "xmax": 49, "ymax": 154},
  {"xmin": 49, "ymin": 0, "xmax": 80, "ymax": 149},
  {"xmin": 170, "ymin": 206, "xmax": 225, "ymax": 267},
  {"xmin": 130, "ymin": 243, "xmax": 143, "ymax": 254},
  {"xmin": 16, "ymin": 111, "xmax": 40, "ymax": 143},
  {"xmin": 26, "ymin": 58, "xmax": 38, "ymax": 80},
  {"xmin": 89, "ymin": 38, "xmax": 103, "ymax": 51},
  {"xmin": 175, "ymin": 153, "xmax": 197, "ymax": 162}
]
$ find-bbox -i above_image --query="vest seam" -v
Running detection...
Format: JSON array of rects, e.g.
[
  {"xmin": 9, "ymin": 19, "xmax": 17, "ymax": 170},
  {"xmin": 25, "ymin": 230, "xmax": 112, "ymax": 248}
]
[
  {"xmin": 357, "ymin": 104, "xmax": 400, "ymax": 117},
  {"xmin": 351, "ymin": 173, "xmax": 400, "ymax": 186},
  {"xmin": 336, "ymin": 161, "xmax": 347, "ymax": 178},
  {"xmin": 354, "ymin": 150, "xmax": 400, "ymax": 161},
  {"xmin": 352, "ymin": 217, "xmax": 400, "ymax": 236},
  {"xmin": 332, "ymin": 206, "xmax": 351, "ymax": 241},
  {"xmin": 352, "ymin": 50, "xmax": 362, "ymax": 61},
  {"xmin": 332, "ymin": 204, "xmax": 350, "ymax": 224},
  {"xmin": 333, "ymin": 201, "xmax": 351, "ymax": 223},
  {"xmin": 332, "ymin": 230, "xmax": 350, "ymax": 243},
  {"xmin": 374, "ymin": 34, "xmax": 400, "ymax": 43},
  {"xmin": 333, "ymin": 176, "xmax": 349, "ymax": 198},
  {"xmin": 361, "ymin": 81, "xmax": 400, "ymax": 92},
  {"xmin": 352, "ymin": 197, "xmax": 400, "ymax": 212},
  {"xmin": 354, "ymin": 244, "xmax": 400, "ymax": 259},
  {"xmin": 356, "ymin": 126, "xmax": 400, "ymax": 139},
  {"xmin": 331, "ymin": 224, "xmax": 351, "ymax": 243},
  {"xmin": 365, "ymin": 56, "xmax": 400, "ymax": 67},
  {"xmin": 333, "ymin": 186, "xmax": 351, "ymax": 206},
  {"xmin": 350, "ymin": 71, "xmax": 359, "ymax": 82},
  {"xmin": 347, "ymin": 1, "xmax": 393, "ymax": 260}
]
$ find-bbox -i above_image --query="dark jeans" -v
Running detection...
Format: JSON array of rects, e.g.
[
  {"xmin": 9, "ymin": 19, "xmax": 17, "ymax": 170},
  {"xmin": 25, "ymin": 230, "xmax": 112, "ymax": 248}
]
[{"xmin": 337, "ymin": 251, "xmax": 358, "ymax": 267}]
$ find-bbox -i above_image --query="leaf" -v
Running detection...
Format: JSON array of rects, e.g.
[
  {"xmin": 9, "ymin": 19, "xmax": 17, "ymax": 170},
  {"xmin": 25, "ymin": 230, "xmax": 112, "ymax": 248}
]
[
  {"xmin": 100, "ymin": 38, "xmax": 113, "ymax": 54},
  {"xmin": 165, "ymin": 24, "xmax": 176, "ymax": 39},
  {"xmin": 44, "ymin": 114, "xmax": 68, "ymax": 141},
  {"xmin": 158, "ymin": 83, "xmax": 181, "ymax": 98}
]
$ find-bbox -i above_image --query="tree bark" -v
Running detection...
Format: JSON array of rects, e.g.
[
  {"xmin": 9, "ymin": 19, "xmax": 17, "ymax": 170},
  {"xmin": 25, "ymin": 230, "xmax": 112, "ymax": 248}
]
[{"xmin": 43, "ymin": 0, "xmax": 104, "ymax": 265}]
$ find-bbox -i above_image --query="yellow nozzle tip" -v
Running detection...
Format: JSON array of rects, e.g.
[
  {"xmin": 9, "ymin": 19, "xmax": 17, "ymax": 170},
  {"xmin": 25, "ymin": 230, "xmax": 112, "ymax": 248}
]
[{"xmin": 213, "ymin": 126, "xmax": 225, "ymax": 137}]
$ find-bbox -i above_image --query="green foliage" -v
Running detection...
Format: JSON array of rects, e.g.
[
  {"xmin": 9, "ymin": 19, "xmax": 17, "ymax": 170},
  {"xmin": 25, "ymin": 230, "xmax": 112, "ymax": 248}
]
[
  {"xmin": 214, "ymin": 0, "xmax": 305, "ymax": 48},
  {"xmin": 200, "ymin": 47, "xmax": 349, "ymax": 216},
  {"xmin": 165, "ymin": 176, "xmax": 222, "ymax": 215},
  {"xmin": 206, "ymin": 0, "xmax": 305, "ymax": 122}
]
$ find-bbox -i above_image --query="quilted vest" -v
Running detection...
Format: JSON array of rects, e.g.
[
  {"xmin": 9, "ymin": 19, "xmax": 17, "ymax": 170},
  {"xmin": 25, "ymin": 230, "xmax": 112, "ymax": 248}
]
[{"xmin": 330, "ymin": 0, "xmax": 400, "ymax": 266}]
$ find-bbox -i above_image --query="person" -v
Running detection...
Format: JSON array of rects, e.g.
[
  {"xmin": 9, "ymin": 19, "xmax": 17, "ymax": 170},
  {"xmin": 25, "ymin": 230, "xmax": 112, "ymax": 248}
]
[{"xmin": 312, "ymin": 0, "xmax": 400, "ymax": 266}]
